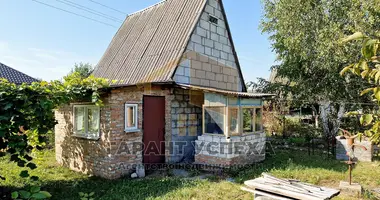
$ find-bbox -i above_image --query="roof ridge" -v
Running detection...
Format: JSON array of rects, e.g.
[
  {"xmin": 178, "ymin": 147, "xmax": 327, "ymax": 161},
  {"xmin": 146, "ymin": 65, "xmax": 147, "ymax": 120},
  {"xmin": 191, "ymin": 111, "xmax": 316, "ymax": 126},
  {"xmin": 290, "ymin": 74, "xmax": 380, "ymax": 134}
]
[{"xmin": 127, "ymin": 0, "xmax": 168, "ymax": 17}]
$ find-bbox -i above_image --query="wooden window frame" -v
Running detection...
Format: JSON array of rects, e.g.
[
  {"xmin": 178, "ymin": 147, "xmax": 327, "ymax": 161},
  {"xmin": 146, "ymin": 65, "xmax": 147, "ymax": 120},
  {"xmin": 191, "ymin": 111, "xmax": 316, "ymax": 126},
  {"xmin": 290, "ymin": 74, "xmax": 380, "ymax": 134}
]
[
  {"xmin": 72, "ymin": 104, "xmax": 100, "ymax": 140},
  {"xmin": 202, "ymin": 105, "xmax": 226, "ymax": 136},
  {"xmin": 254, "ymin": 107, "xmax": 264, "ymax": 132},
  {"xmin": 228, "ymin": 106, "xmax": 241, "ymax": 136},
  {"xmin": 125, "ymin": 103, "xmax": 139, "ymax": 132},
  {"xmin": 241, "ymin": 106, "xmax": 263, "ymax": 135},
  {"xmin": 201, "ymin": 103, "xmax": 263, "ymax": 137}
]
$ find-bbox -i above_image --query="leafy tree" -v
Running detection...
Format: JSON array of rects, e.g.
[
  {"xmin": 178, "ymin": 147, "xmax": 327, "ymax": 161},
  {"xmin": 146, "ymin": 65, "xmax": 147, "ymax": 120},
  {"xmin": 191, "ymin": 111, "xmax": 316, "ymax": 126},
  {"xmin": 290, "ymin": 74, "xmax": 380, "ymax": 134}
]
[
  {"xmin": 68, "ymin": 62, "xmax": 94, "ymax": 79},
  {"xmin": 260, "ymin": 0, "xmax": 378, "ymax": 141},
  {"xmin": 341, "ymin": 32, "xmax": 380, "ymax": 143}
]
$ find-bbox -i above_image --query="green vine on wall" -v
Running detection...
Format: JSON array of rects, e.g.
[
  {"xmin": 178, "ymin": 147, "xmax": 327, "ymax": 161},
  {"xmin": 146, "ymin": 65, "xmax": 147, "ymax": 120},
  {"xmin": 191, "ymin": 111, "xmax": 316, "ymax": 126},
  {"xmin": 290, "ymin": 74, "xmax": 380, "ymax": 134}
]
[{"xmin": 0, "ymin": 72, "xmax": 111, "ymax": 181}]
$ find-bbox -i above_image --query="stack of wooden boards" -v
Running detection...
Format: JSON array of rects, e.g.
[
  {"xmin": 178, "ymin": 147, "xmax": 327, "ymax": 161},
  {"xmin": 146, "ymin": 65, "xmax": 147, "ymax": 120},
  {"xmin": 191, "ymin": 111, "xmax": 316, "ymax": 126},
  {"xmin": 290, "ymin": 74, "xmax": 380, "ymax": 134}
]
[{"xmin": 241, "ymin": 173, "xmax": 340, "ymax": 200}]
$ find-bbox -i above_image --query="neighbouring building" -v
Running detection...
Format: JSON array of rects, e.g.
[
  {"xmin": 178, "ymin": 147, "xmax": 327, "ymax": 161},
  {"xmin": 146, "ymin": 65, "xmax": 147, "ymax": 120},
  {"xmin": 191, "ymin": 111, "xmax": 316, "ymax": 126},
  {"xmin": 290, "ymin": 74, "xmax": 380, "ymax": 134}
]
[
  {"xmin": 336, "ymin": 136, "xmax": 373, "ymax": 162},
  {"xmin": 0, "ymin": 62, "xmax": 38, "ymax": 84},
  {"xmin": 55, "ymin": 0, "xmax": 273, "ymax": 179}
]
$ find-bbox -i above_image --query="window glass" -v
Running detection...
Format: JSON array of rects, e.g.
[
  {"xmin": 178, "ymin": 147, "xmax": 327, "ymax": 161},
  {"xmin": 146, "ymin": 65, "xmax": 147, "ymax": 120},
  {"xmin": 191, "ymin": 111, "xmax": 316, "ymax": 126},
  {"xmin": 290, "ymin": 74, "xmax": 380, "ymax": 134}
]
[
  {"xmin": 243, "ymin": 108, "xmax": 254, "ymax": 133},
  {"xmin": 74, "ymin": 107, "xmax": 85, "ymax": 134},
  {"xmin": 88, "ymin": 107, "xmax": 100, "ymax": 134},
  {"xmin": 126, "ymin": 106, "xmax": 135, "ymax": 128},
  {"xmin": 125, "ymin": 104, "xmax": 138, "ymax": 131},
  {"xmin": 228, "ymin": 107, "xmax": 239, "ymax": 136},
  {"xmin": 255, "ymin": 108, "xmax": 263, "ymax": 131},
  {"xmin": 204, "ymin": 107, "xmax": 224, "ymax": 135},
  {"xmin": 73, "ymin": 105, "xmax": 100, "ymax": 138}
]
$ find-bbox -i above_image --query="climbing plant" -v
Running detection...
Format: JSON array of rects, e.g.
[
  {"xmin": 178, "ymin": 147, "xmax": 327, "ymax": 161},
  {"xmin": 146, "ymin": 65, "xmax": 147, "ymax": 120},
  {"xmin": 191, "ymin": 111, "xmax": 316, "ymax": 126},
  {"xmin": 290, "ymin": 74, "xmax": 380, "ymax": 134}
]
[
  {"xmin": 340, "ymin": 32, "xmax": 380, "ymax": 143},
  {"xmin": 0, "ymin": 72, "xmax": 110, "ymax": 181}
]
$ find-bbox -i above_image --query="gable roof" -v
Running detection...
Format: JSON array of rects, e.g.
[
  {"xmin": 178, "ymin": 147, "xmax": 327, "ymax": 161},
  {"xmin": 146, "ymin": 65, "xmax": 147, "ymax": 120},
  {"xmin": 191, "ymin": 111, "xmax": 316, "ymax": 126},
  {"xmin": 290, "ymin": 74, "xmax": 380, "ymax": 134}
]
[
  {"xmin": 93, "ymin": 0, "xmax": 207, "ymax": 86},
  {"xmin": 93, "ymin": 0, "xmax": 247, "ymax": 92},
  {"xmin": 0, "ymin": 62, "xmax": 38, "ymax": 84}
]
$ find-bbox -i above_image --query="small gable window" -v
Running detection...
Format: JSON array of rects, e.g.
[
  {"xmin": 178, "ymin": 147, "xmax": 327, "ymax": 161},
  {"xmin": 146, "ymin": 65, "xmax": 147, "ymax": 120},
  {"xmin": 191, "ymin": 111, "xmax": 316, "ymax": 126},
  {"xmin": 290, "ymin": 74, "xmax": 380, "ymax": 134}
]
[
  {"xmin": 209, "ymin": 15, "xmax": 218, "ymax": 25},
  {"xmin": 73, "ymin": 105, "xmax": 100, "ymax": 140},
  {"xmin": 125, "ymin": 103, "xmax": 139, "ymax": 132}
]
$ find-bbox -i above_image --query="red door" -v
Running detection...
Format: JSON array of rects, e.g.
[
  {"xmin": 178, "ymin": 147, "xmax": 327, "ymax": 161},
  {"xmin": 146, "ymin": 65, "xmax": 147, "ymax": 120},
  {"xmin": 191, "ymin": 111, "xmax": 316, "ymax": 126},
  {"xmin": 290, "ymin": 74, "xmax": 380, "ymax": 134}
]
[{"xmin": 143, "ymin": 96, "xmax": 165, "ymax": 164}]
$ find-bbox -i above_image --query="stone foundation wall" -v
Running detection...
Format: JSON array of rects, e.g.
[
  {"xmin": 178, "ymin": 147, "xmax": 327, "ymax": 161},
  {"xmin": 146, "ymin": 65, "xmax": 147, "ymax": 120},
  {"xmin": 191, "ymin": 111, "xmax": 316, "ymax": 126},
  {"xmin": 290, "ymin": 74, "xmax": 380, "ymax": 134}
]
[
  {"xmin": 55, "ymin": 85, "xmax": 174, "ymax": 179},
  {"xmin": 336, "ymin": 136, "xmax": 373, "ymax": 162},
  {"xmin": 194, "ymin": 132, "xmax": 266, "ymax": 167}
]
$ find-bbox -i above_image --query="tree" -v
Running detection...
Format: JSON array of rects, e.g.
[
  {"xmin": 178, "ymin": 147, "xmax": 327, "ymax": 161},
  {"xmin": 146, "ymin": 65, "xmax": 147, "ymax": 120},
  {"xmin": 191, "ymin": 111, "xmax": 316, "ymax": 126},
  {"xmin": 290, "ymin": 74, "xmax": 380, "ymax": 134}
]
[
  {"xmin": 341, "ymin": 32, "xmax": 380, "ymax": 143},
  {"xmin": 260, "ymin": 0, "xmax": 378, "ymax": 142},
  {"xmin": 67, "ymin": 62, "xmax": 94, "ymax": 79}
]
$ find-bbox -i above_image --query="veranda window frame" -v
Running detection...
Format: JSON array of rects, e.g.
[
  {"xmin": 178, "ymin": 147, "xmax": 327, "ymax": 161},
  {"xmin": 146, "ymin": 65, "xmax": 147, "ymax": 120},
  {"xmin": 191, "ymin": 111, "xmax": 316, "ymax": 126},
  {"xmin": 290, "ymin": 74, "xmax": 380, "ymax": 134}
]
[
  {"xmin": 202, "ymin": 104, "xmax": 264, "ymax": 137},
  {"xmin": 72, "ymin": 104, "xmax": 100, "ymax": 140},
  {"xmin": 202, "ymin": 105, "xmax": 226, "ymax": 136},
  {"xmin": 254, "ymin": 107, "xmax": 264, "ymax": 132},
  {"xmin": 241, "ymin": 106, "xmax": 263, "ymax": 135},
  {"xmin": 228, "ymin": 106, "xmax": 241, "ymax": 136}
]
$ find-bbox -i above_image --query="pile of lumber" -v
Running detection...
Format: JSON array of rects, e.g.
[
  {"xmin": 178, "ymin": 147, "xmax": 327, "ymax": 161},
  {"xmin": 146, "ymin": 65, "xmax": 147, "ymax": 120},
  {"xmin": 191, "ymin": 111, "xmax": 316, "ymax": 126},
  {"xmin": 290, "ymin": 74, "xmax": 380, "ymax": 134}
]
[{"xmin": 241, "ymin": 173, "xmax": 340, "ymax": 200}]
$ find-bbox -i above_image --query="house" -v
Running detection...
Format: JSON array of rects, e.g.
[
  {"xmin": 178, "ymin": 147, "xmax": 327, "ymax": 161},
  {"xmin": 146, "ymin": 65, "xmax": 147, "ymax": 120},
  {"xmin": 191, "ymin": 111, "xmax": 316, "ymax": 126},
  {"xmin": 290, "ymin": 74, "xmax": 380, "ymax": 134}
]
[
  {"xmin": 55, "ymin": 0, "xmax": 273, "ymax": 179},
  {"xmin": 0, "ymin": 62, "xmax": 38, "ymax": 84}
]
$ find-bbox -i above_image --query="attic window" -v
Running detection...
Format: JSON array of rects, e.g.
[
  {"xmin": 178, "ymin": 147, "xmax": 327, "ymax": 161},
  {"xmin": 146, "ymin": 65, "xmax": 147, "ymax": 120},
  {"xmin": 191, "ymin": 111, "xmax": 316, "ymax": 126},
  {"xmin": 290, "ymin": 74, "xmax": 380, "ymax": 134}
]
[{"xmin": 209, "ymin": 15, "xmax": 218, "ymax": 24}]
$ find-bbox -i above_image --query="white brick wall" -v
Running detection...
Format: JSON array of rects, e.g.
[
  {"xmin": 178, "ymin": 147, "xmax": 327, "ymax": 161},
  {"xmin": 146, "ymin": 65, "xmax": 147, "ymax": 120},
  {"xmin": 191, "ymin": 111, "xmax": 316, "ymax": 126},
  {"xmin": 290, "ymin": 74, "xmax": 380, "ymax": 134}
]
[
  {"xmin": 195, "ymin": 132, "xmax": 266, "ymax": 159},
  {"xmin": 173, "ymin": 0, "xmax": 244, "ymax": 92}
]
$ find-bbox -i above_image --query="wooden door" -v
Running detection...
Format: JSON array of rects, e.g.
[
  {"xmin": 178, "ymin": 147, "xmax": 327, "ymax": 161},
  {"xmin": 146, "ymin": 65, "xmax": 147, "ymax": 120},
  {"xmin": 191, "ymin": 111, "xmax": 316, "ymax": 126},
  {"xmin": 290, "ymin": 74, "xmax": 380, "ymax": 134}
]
[{"xmin": 143, "ymin": 96, "xmax": 165, "ymax": 164}]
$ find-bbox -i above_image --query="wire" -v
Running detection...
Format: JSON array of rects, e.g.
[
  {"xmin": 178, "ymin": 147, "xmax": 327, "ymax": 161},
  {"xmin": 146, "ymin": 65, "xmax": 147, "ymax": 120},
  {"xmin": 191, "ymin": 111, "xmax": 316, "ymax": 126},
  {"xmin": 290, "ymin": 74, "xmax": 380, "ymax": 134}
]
[
  {"xmin": 87, "ymin": 0, "xmax": 127, "ymax": 15},
  {"xmin": 56, "ymin": 0, "xmax": 124, "ymax": 23},
  {"xmin": 31, "ymin": 0, "xmax": 118, "ymax": 28},
  {"xmin": 270, "ymin": 98, "xmax": 378, "ymax": 106}
]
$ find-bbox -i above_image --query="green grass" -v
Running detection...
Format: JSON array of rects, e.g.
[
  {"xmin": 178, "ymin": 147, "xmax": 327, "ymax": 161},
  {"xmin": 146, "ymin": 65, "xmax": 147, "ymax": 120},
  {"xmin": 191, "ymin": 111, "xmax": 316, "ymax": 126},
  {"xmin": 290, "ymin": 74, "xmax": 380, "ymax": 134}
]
[{"xmin": 1, "ymin": 149, "xmax": 379, "ymax": 200}]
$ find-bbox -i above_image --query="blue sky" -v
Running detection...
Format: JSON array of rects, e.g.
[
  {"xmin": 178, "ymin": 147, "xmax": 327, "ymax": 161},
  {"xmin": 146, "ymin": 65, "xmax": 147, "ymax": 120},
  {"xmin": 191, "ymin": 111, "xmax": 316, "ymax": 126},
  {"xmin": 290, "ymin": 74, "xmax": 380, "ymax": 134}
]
[{"xmin": 0, "ymin": 0, "xmax": 276, "ymax": 82}]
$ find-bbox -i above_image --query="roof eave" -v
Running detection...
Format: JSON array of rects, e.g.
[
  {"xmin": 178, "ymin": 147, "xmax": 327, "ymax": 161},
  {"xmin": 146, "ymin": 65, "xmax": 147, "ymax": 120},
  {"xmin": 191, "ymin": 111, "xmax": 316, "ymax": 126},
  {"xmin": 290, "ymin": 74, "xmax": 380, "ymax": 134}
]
[{"xmin": 174, "ymin": 83, "xmax": 275, "ymax": 98}]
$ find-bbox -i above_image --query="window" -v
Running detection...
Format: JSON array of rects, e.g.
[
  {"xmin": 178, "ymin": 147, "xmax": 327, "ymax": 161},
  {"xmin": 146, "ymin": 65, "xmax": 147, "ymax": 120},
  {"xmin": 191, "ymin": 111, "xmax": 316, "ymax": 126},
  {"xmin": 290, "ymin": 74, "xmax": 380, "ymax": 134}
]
[
  {"xmin": 255, "ymin": 108, "xmax": 263, "ymax": 131},
  {"xmin": 204, "ymin": 106, "xmax": 225, "ymax": 135},
  {"xmin": 228, "ymin": 107, "xmax": 240, "ymax": 136},
  {"xmin": 125, "ymin": 104, "xmax": 138, "ymax": 132},
  {"xmin": 241, "ymin": 107, "xmax": 263, "ymax": 134},
  {"xmin": 243, "ymin": 108, "xmax": 254, "ymax": 133},
  {"xmin": 73, "ymin": 105, "xmax": 100, "ymax": 139},
  {"xmin": 209, "ymin": 15, "xmax": 218, "ymax": 24}
]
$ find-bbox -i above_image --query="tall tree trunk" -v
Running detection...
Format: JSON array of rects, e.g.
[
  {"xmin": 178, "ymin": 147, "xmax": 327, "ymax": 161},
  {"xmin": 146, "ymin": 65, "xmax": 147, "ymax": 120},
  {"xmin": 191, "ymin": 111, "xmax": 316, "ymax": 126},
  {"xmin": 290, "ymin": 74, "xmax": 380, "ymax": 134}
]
[
  {"xmin": 320, "ymin": 102, "xmax": 331, "ymax": 137},
  {"xmin": 320, "ymin": 102, "xmax": 345, "ymax": 137},
  {"xmin": 319, "ymin": 102, "xmax": 345, "ymax": 156}
]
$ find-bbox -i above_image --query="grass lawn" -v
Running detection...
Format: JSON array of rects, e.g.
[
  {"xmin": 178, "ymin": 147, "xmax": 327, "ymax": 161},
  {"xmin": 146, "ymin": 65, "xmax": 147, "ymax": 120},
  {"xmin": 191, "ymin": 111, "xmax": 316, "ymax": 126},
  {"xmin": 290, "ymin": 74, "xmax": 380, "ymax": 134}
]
[{"xmin": 1, "ymin": 149, "xmax": 379, "ymax": 200}]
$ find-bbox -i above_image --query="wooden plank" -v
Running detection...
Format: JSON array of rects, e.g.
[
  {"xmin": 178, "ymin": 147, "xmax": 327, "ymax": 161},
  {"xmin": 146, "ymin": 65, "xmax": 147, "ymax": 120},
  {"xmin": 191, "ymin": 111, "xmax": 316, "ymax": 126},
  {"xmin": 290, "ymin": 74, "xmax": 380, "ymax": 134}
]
[
  {"xmin": 241, "ymin": 187, "xmax": 293, "ymax": 200},
  {"xmin": 243, "ymin": 174, "xmax": 340, "ymax": 200}
]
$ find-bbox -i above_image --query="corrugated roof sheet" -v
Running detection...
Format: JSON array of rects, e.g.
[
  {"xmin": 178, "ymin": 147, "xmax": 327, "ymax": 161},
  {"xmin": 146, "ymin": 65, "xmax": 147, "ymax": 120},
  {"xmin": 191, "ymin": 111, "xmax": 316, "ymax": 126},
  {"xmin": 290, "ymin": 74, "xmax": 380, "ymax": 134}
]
[
  {"xmin": 176, "ymin": 83, "xmax": 275, "ymax": 98},
  {"xmin": 0, "ymin": 62, "xmax": 38, "ymax": 84},
  {"xmin": 93, "ymin": 0, "xmax": 207, "ymax": 86}
]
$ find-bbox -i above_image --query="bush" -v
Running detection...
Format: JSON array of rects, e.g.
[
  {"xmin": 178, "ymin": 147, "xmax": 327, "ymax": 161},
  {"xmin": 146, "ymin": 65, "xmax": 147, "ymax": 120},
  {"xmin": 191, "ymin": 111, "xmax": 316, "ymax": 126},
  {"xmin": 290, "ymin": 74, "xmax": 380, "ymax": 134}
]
[
  {"xmin": 263, "ymin": 109, "xmax": 285, "ymax": 136},
  {"xmin": 287, "ymin": 137, "xmax": 307, "ymax": 146}
]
